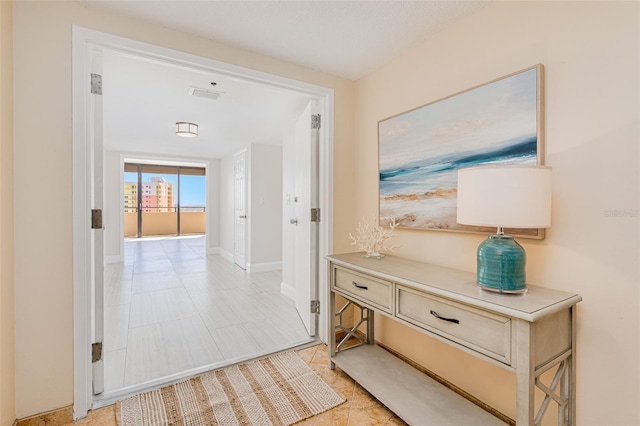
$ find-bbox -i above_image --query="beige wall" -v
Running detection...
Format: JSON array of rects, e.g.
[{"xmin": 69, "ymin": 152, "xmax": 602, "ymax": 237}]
[
  {"xmin": 12, "ymin": 1, "xmax": 355, "ymax": 418},
  {"xmin": 0, "ymin": 1, "xmax": 15, "ymax": 425},
  {"xmin": 123, "ymin": 212, "xmax": 206, "ymax": 236},
  {"xmin": 354, "ymin": 1, "xmax": 639, "ymax": 424},
  {"xmin": 123, "ymin": 213, "xmax": 137, "ymax": 238},
  {"xmin": 141, "ymin": 212, "xmax": 178, "ymax": 235},
  {"xmin": 180, "ymin": 212, "xmax": 206, "ymax": 235}
]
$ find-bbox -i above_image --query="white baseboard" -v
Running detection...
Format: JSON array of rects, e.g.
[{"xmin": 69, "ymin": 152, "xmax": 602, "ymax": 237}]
[
  {"xmin": 105, "ymin": 255, "xmax": 123, "ymax": 264},
  {"xmin": 206, "ymin": 247, "xmax": 221, "ymax": 255},
  {"xmin": 247, "ymin": 261, "xmax": 282, "ymax": 273},
  {"xmin": 215, "ymin": 251, "xmax": 280, "ymax": 273},
  {"xmin": 219, "ymin": 249, "xmax": 234, "ymax": 263},
  {"xmin": 280, "ymin": 281, "xmax": 295, "ymax": 301},
  {"xmin": 247, "ymin": 262, "xmax": 282, "ymax": 273}
]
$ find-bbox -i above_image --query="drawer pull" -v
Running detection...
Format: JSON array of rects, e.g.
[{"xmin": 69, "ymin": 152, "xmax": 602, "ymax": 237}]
[
  {"xmin": 352, "ymin": 281, "xmax": 369, "ymax": 290},
  {"xmin": 430, "ymin": 310, "xmax": 460, "ymax": 324}
]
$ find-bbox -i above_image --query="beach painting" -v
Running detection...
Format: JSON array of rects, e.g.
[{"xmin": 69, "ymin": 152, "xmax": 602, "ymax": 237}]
[{"xmin": 378, "ymin": 65, "xmax": 544, "ymax": 238}]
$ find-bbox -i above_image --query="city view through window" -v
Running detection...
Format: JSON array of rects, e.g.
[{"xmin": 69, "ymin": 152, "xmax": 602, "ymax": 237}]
[
  {"xmin": 124, "ymin": 172, "xmax": 206, "ymax": 213},
  {"xmin": 123, "ymin": 165, "xmax": 207, "ymax": 237}
]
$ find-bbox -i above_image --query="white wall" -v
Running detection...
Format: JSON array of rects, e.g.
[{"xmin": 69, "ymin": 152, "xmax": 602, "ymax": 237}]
[
  {"xmin": 354, "ymin": 2, "xmax": 639, "ymax": 424},
  {"xmin": 247, "ymin": 144, "xmax": 283, "ymax": 271},
  {"xmin": 205, "ymin": 160, "xmax": 221, "ymax": 253},
  {"xmin": 219, "ymin": 153, "xmax": 235, "ymax": 260}
]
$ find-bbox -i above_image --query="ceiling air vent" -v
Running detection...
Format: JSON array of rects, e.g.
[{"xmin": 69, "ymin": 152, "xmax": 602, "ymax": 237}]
[{"xmin": 189, "ymin": 87, "xmax": 224, "ymax": 100}]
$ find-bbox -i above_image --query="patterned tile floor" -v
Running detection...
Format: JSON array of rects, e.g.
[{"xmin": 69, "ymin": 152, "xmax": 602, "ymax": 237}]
[{"xmin": 63, "ymin": 344, "xmax": 406, "ymax": 425}]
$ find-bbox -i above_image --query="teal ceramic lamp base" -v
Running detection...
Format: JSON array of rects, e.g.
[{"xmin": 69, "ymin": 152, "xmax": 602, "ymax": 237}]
[{"xmin": 477, "ymin": 234, "xmax": 527, "ymax": 293}]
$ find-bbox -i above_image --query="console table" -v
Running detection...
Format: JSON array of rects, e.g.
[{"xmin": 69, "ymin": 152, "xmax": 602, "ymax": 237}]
[{"xmin": 327, "ymin": 253, "xmax": 581, "ymax": 425}]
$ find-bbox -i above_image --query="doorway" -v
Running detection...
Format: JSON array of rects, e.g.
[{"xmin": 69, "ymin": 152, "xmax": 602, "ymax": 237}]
[{"xmin": 73, "ymin": 27, "xmax": 334, "ymax": 417}]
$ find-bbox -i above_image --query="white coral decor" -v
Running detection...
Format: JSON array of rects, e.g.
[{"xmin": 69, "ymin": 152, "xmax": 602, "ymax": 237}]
[{"xmin": 349, "ymin": 216, "xmax": 399, "ymax": 258}]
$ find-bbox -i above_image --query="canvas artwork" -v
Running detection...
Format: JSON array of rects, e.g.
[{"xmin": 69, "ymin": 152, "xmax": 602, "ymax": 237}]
[{"xmin": 378, "ymin": 65, "xmax": 544, "ymax": 238}]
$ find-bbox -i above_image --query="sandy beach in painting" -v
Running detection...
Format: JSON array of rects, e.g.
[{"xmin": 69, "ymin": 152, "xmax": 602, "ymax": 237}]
[
  {"xmin": 380, "ymin": 188, "xmax": 459, "ymax": 229},
  {"xmin": 380, "ymin": 186, "xmax": 539, "ymax": 237}
]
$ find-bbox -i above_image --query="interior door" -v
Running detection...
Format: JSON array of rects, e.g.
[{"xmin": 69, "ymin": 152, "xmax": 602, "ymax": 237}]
[
  {"xmin": 90, "ymin": 51, "xmax": 105, "ymax": 395},
  {"xmin": 234, "ymin": 150, "xmax": 247, "ymax": 269},
  {"xmin": 294, "ymin": 101, "xmax": 319, "ymax": 336}
]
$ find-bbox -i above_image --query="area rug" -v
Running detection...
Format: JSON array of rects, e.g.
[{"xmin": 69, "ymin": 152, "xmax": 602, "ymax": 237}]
[{"xmin": 116, "ymin": 351, "xmax": 345, "ymax": 426}]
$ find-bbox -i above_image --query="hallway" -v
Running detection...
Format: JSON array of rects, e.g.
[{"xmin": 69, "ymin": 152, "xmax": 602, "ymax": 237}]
[{"xmin": 103, "ymin": 235, "xmax": 311, "ymax": 393}]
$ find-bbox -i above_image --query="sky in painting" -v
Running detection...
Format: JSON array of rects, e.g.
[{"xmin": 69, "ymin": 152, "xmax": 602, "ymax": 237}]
[{"xmin": 378, "ymin": 67, "xmax": 538, "ymax": 172}]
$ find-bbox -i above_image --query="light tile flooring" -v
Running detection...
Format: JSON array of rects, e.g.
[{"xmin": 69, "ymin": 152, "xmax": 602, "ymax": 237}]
[
  {"xmin": 103, "ymin": 235, "xmax": 311, "ymax": 393},
  {"xmin": 66, "ymin": 344, "xmax": 406, "ymax": 426}
]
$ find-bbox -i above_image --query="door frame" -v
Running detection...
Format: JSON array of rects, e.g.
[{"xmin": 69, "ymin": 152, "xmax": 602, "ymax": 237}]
[{"xmin": 72, "ymin": 26, "xmax": 334, "ymax": 419}]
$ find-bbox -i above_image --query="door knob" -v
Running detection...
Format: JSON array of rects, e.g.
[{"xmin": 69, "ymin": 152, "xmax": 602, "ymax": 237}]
[{"xmin": 290, "ymin": 218, "xmax": 298, "ymax": 225}]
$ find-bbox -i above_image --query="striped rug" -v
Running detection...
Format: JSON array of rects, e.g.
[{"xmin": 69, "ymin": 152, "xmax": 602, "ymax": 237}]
[{"xmin": 116, "ymin": 351, "xmax": 345, "ymax": 426}]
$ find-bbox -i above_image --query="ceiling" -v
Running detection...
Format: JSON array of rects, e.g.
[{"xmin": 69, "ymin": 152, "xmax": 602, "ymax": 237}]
[
  {"xmin": 86, "ymin": 1, "xmax": 488, "ymax": 80},
  {"xmin": 103, "ymin": 50, "xmax": 312, "ymax": 159},
  {"xmin": 94, "ymin": 1, "xmax": 490, "ymax": 160}
]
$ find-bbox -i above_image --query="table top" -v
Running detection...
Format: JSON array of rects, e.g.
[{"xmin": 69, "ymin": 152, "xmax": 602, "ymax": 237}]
[{"xmin": 327, "ymin": 252, "xmax": 582, "ymax": 322}]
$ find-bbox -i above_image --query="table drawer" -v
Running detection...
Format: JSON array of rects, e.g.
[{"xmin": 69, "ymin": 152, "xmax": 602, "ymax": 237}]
[
  {"xmin": 333, "ymin": 266, "xmax": 393, "ymax": 312},
  {"xmin": 396, "ymin": 285, "xmax": 511, "ymax": 364}
]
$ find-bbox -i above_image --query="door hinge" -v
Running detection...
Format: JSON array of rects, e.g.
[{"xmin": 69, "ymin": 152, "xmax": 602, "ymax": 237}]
[
  {"xmin": 91, "ymin": 209, "xmax": 103, "ymax": 230},
  {"xmin": 92, "ymin": 342, "xmax": 102, "ymax": 363},
  {"xmin": 311, "ymin": 114, "xmax": 321, "ymax": 130},
  {"xmin": 310, "ymin": 300, "xmax": 320, "ymax": 314},
  {"xmin": 310, "ymin": 208, "xmax": 320, "ymax": 222},
  {"xmin": 90, "ymin": 73, "xmax": 102, "ymax": 95}
]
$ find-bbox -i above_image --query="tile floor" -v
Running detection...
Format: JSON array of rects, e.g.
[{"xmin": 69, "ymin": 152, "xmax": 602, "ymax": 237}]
[
  {"xmin": 65, "ymin": 344, "xmax": 406, "ymax": 426},
  {"xmin": 103, "ymin": 235, "xmax": 311, "ymax": 394}
]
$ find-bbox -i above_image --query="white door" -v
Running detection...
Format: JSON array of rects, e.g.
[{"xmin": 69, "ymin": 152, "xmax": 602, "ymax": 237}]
[
  {"xmin": 90, "ymin": 52, "xmax": 105, "ymax": 395},
  {"xmin": 294, "ymin": 101, "xmax": 319, "ymax": 336},
  {"xmin": 234, "ymin": 150, "xmax": 248, "ymax": 270}
]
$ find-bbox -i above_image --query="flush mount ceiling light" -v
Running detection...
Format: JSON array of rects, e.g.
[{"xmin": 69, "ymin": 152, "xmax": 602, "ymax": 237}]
[{"xmin": 175, "ymin": 122, "xmax": 198, "ymax": 138}]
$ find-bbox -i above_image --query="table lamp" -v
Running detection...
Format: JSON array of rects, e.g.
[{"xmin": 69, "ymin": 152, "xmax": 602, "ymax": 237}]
[{"xmin": 456, "ymin": 165, "xmax": 552, "ymax": 293}]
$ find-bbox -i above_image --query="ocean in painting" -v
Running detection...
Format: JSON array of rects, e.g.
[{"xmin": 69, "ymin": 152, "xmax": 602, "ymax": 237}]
[{"xmin": 379, "ymin": 136, "xmax": 537, "ymax": 230}]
